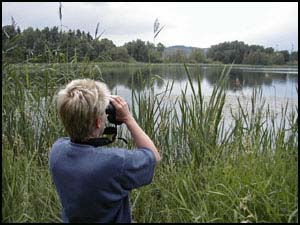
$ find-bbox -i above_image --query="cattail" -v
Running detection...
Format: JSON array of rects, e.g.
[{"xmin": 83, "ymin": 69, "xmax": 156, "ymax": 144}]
[
  {"xmin": 153, "ymin": 18, "xmax": 165, "ymax": 46},
  {"xmin": 59, "ymin": 2, "xmax": 62, "ymax": 21},
  {"xmin": 95, "ymin": 22, "xmax": 99, "ymax": 39},
  {"xmin": 11, "ymin": 16, "xmax": 17, "ymax": 29},
  {"xmin": 95, "ymin": 22, "xmax": 105, "ymax": 40},
  {"xmin": 59, "ymin": 2, "xmax": 62, "ymax": 32}
]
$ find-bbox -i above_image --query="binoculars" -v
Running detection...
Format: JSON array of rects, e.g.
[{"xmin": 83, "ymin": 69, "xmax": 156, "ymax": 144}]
[
  {"xmin": 105, "ymin": 102, "xmax": 123, "ymax": 125},
  {"xmin": 72, "ymin": 101, "xmax": 125, "ymax": 147}
]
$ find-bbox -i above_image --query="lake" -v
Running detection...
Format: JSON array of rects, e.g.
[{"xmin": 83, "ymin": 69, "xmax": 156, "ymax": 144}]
[
  {"xmin": 3, "ymin": 63, "xmax": 298, "ymax": 147},
  {"xmin": 9, "ymin": 63, "xmax": 298, "ymax": 129},
  {"xmin": 96, "ymin": 64, "xmax": 298, "ymax": 113}
]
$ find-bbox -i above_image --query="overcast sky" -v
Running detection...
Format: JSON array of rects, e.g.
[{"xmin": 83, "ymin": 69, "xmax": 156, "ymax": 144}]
[{"xmin": 2, "ymin": 2, "xmax": 298, "ymax": 51}]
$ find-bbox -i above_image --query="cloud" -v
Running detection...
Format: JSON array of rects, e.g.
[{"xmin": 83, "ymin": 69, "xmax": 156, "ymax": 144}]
[{"xmin": 2, "ymin": 2, "xmax": 298, "ymax": 50}]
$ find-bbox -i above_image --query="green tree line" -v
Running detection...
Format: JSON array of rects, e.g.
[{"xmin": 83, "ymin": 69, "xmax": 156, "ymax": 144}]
[
  {"xmin": 2, "ymin": 25, "xmax": 165, "ymax": 63},
  {"xmin": 2, "ymin": 25, "xmax": 298, "ymax": 65},
  {"xmin": 207, "ymin": 41, "xmax": 298, "ymax": 65}
]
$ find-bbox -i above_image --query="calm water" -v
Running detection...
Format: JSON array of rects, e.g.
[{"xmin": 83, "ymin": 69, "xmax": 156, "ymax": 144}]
[
  {"xmin": 98, "ymin": 64, "xmax": 298, "ymax": 136},
  {"xmin": 97, "ymin": 64, "xmax": 298, "ymax": 106},
  {"xmin": 9, "ymin": 63, "xmax": 299, "ymax": 139},
  {"xmin": 14, "ymin": 63, "xmax": 297, "ymax": 116}
]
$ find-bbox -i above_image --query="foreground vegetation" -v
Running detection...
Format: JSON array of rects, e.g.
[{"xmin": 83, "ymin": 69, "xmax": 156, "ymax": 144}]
[{"xmin": 2, "ymin": 60, "xmax": 298, "ymax": 222}]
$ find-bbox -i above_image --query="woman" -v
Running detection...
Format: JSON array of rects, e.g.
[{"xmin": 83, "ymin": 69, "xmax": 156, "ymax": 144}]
[{"xmin": 49, "ymin": 78, "xmax": 160, "ymax": 223}]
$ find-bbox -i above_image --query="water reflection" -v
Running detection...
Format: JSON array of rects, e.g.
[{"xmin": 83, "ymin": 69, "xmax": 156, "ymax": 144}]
[
  {"xmin": 12, "ymin": 63, "xmax": 297, "ymax": 133},
  {"xmin": 16, "ymin": 63, "xmax": 298, "ymax": 99},
  {"xmin": 97, "ymin": 64, "xmax": 298, "ymax": 99}
]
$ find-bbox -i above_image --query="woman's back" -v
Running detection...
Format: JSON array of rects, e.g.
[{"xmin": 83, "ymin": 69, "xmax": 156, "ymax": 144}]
[{"xmin": 49, "ymin": 137, "xmax": 156, "ymax": 223}]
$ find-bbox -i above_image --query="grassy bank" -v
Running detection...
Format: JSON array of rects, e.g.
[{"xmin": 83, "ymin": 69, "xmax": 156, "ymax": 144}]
[
  {"xmin": 2, "ymin": 62, "xmax": 298, "ymax": 222},
  {"xmin": 5, "ymin": 61, "xmax": 299, "ymax": 69}
]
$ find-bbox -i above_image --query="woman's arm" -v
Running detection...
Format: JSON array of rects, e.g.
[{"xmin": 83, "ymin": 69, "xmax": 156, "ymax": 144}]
[{"xmin": 109, "ymin": 95, "xmax": 161, "ymax": 162}]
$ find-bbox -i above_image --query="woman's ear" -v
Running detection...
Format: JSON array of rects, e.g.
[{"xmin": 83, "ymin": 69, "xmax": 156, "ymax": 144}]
[{"xmin": 95, "ymin": 117, "xmax": 102, "ymax": 129}]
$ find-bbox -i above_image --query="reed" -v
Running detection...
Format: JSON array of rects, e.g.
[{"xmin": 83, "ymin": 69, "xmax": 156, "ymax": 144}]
[
  {"xmin": 129, "ymin": 65, "xmax": 298, "ymax": 223},
  {"xmin": 2, "ymin": 57, "xmax": 298, "ymax": 222}
]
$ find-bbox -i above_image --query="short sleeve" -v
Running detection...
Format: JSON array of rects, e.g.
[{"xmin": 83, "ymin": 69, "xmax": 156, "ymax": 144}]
[{"xmin": 119, "ymin": 147, "xmax": 156, "ymax": 191}]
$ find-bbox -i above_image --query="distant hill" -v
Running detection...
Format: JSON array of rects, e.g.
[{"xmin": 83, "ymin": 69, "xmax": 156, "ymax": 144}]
[{"xmin": 163, "ymin": 45, "xmax": 209, "ymax": 56}]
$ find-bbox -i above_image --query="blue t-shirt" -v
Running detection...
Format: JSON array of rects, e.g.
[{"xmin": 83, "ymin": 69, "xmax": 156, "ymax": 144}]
[{"xmin": 49, "ymin": 137, "xmax": 156, "ymax": 223}]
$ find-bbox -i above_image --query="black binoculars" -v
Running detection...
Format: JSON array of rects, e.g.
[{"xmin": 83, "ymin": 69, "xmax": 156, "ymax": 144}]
[
  {"xmin": 105, "ymin": 102, "xmax": 123, "ymax": 125},
  {"xmin": 72, "ymin": 101, "xmax": 125, "ymax": 147}
]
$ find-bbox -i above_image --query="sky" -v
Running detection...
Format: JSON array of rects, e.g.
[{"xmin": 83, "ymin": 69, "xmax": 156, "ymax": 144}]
[{"xmin": 2, "ymin": 2, "xmax": 298, "ymax": 51}]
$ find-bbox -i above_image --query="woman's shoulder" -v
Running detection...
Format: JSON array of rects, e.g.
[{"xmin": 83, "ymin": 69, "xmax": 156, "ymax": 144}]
[{"xmin": 52, "ymin": 137, "xmax": 70, "ymax": 146}]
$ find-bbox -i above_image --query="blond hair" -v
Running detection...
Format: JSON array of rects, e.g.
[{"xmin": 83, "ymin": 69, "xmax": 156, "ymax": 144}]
[{"xmin": 56, "ymin": 79, "xmax": 110, "ymax": 142}]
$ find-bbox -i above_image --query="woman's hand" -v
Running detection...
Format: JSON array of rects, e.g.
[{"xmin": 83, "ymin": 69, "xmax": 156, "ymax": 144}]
[
  {"xmin": 109, "ymin": 95, "xmax": 133, "ymax": 124},
  {"xmin": 109, "ymin": 95, "xmax": 161, "ymax": 162}
]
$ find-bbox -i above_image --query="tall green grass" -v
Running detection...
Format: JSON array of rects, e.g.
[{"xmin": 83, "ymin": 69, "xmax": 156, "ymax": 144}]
[
  {"xmin": 128, "ymin": 64, "xmax": 298, "ymax": 223},
  {"xmin": 2, "ymin": 60, "xmax": 298, "ymax": 222}
]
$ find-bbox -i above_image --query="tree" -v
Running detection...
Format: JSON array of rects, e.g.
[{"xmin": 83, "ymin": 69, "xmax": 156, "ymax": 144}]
[
  {"xmin": 265, "ymin": 47, "xmax": 275, "ymax": 54},
  {"xmin": 243, "ymin": 52, "xmax": 258, "ymax": 65},
  {"xmin": 189, "ymin": 48, "xmax": 205, "ymax": 63},
  {"xmin": 91, "ymin": 38, "xmax": 116, "ymax": 61},
  {"xmin": 243, "ymin": 51, "xmax": 274, "ymax": 65},
  {"xmin": 156, "ymin": 42, "xmax": 165, "ymax": 53},
  {"xmin": 164, "ymin": 50, "xmax": 187, "ymax": 63},
  {"xmin": 3, "ymin": 25, "xmax": 294, "ymax": 65},
  {"xmin": 260, "ymin": 52, "xmax": 272, "ymax": 65},
  {"xmin": 148, "ymin": 49, "xmax": 162, "ymax": 63},
  {"xmin": 279, "ymin": 50, "xmax": 289, "ymax": 63},
  {"xmin": 271, "ymin": 52, "xmax": 285, "ymax": 65},
  {"xmin": 207, "ymin": 41, "xmax": 248, "ymax": 64},
  {"xmin": 124, "ymin": 39, "xmax": 148, "ymax": 62},
  {"xmin": 290, "ymin": 51, "xmax": 298, "ymax": 61},
  {"xmin": 110, "ymin": 46, "xmax": 130, "ymax": 62}
]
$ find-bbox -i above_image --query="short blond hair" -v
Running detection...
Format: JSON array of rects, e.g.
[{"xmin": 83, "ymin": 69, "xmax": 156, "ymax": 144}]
[{"xmin": 56, "ymin": 79, "xmax": 110, "ymax": 142}]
